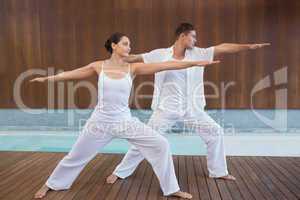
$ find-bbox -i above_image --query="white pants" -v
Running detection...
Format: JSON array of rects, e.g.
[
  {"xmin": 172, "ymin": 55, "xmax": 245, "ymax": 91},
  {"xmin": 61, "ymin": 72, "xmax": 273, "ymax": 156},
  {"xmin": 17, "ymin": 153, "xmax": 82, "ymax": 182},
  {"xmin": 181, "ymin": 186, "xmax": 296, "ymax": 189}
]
[
  {"xmin": 113, "ymin": 109, "xmax": 228, "ymax": 178},
  {"xmin": 45, "ymin": 117, "xmax": 180, "ymax": 196}
]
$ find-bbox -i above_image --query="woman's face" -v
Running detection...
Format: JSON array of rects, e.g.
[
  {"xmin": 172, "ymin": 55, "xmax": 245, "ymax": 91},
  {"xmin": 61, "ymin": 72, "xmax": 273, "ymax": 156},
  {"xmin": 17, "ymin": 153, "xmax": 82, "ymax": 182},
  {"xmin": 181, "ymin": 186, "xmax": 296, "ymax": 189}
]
[{"xmin": 112, "ymin": 36, "xmax": 131, "ymax": 57}]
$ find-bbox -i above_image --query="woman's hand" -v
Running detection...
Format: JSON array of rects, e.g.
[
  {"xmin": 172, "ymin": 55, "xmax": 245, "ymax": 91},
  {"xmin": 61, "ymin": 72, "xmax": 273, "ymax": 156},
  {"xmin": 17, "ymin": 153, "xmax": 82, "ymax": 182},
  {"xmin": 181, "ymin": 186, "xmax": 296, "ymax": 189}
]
[
  {"xmin": 30, "ymin": 77, "xmax": 48, "ymax": 83},
  {"xmin": 29, "ymin": 62, "xmax": 99, "ymax": 83},
  {"xmin": 194, "ymin": 60, "xmax": 220, "ymax": 67}
]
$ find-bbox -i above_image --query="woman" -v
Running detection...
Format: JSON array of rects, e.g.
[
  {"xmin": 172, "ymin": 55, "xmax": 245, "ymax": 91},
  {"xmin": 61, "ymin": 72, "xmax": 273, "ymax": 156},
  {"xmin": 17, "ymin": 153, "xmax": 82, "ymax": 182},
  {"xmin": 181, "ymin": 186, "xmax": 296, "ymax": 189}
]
[{"xmin": 31, "ymin": 32, "xmax": 220, "ymax": 199}]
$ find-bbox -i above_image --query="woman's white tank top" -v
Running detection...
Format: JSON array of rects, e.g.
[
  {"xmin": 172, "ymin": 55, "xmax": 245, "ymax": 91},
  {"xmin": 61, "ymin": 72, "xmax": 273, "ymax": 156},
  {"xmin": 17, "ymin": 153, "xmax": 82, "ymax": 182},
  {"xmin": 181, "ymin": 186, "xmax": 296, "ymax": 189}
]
[{"xmin": 93, "ymin": 61, "xmax": 133, "ymax": 122}]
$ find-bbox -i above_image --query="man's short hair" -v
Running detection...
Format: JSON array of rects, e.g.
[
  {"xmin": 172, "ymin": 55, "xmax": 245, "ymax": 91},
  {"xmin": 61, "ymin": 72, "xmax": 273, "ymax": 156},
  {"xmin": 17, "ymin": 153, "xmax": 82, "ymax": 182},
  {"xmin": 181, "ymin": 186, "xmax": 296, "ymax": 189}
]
[{"xmin": 175, "ymin": 23, "xmax": 195, "ymax": 38}]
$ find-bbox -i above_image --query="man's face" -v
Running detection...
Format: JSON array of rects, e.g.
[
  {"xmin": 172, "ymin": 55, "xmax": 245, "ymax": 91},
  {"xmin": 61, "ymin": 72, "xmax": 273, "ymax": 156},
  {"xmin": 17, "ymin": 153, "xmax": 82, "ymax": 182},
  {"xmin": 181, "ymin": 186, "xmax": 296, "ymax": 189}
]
[{"xmin": 181, "ymin": 30, "xmax": 197, "ymax": 49}]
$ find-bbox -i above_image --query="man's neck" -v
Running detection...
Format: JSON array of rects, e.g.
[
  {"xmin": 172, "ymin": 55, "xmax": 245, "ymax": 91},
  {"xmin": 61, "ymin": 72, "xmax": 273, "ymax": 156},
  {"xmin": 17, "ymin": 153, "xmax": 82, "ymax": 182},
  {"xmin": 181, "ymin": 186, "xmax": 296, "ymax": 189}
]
[{"xmin": 173, "ymin": 41, "xmax": 187, "ymax": 60}]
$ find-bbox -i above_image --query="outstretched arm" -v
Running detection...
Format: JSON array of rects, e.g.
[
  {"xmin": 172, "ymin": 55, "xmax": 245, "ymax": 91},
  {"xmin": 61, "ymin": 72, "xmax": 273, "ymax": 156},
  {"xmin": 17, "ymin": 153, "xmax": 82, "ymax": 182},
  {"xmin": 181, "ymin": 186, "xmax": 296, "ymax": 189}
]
[
  {"xmin": 214, "ymin": 43, "xmax": 270, "ymax": 57},
  {"xmin": 123, "ymin": 54, "xmax": 144, "ymax": 63},
  {"xmin": 132, "ymin": 60, "xmax": 220, "ymax": 75},
  {"xmin": 30, "ymin": 62, "xmax": 99, "ymax": 83}
]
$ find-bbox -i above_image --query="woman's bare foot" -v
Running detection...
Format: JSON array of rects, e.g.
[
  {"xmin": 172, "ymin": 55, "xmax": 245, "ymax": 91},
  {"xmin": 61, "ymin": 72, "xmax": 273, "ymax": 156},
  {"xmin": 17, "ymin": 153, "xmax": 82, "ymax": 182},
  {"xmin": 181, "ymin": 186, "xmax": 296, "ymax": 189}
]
[
  {"xmin": 34, "ymin": 184, "xmax": 51, "ymax": 199},
  {"xmin": 212, "ymin": 174, "xmax": 236, "ymax": 181},
  {"xmin": 106, "ymin": 174, "xmax": 120, "ymax": 184},
  {"xmin": 169, "ymin": 191, "xmax": 193, "ymax": 199}
]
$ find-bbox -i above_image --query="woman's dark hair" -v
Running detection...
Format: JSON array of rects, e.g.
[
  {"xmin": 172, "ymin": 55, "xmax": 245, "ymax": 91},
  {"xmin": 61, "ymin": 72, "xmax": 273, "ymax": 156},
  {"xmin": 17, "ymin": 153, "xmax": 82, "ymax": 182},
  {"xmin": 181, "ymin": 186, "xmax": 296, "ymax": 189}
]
[
  {"xmin": 104, "ymin": 32, "xmax": 126, "ymax": 54},
  {"xmin": 175, "ymin": 23, "xmax": 195, "ymax": 38}
]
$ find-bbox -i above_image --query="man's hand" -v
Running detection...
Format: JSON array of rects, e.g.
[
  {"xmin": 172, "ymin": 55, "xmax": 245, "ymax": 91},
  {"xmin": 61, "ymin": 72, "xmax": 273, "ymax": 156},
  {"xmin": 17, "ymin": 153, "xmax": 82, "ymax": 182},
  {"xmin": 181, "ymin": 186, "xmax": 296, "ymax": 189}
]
[
  {"xmin": 214, "ymin": 43, "xmax": 271, "ymax": 57},
  {"xmin": 249, "ymin": 43, "xmax": 271, "ymax": 50}
]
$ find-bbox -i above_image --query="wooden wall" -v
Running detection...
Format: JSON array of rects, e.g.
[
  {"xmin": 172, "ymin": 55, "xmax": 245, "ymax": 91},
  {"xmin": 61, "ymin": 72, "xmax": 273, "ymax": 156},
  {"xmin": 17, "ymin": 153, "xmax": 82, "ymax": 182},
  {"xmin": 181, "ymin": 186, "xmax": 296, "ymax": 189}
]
[{"xmin": 0, "ymin": 0, "xmax": 299, "ymax": 109}]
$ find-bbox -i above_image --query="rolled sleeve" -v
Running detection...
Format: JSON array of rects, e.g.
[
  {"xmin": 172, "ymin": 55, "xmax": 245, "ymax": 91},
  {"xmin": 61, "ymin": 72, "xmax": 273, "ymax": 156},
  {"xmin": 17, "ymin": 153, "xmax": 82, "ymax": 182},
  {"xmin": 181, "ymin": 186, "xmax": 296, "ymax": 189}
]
[
  {"xmin": 142, "ymin": 49, "xmax": 165, "ymax": 63},
  {"xmin": 194, "ymin": 46, "xmax": 215, "ymax": 62}
]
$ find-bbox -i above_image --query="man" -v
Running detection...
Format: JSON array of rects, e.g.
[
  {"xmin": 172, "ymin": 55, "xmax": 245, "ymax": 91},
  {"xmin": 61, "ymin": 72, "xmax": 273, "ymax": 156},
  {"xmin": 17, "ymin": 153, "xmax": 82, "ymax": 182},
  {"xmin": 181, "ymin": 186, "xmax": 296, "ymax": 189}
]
[{"xmin": 107, "ymin": 23, "xmax": 270, "ymax": 183}]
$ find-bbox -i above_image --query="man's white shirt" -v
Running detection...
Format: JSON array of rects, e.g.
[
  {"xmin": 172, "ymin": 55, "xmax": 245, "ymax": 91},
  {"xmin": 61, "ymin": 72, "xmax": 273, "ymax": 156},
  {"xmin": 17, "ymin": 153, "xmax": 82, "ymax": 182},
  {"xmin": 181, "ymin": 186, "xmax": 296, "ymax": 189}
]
[{"xmin": 142, "ymin": 46, "xmax": 214, "ymax": 116}]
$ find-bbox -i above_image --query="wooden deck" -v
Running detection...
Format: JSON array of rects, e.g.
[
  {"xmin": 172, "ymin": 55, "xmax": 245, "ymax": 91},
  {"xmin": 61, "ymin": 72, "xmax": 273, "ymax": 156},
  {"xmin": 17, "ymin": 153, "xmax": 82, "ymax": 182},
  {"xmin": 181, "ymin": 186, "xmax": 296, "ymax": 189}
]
[{"xmin": 0, "ymin": 152, "xmax": 299, "ymax": 200}]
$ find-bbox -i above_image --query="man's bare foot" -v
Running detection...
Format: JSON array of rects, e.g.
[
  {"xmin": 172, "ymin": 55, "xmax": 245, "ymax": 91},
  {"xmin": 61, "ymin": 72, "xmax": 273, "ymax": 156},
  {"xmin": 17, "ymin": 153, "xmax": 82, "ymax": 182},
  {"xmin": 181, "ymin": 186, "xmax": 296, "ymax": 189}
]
[
  {"xmin": 106, "ymin": 174, "xmax": 120, "ymax": 184},
  {"xmin": 211, "ymin": 174, "xmax": 236, "ymax": 181},
  {"xmin": 34, "ymin": 184, "xmax": 51, "ymax": 199},
  {"xmin": 169, "ymin": 191, "xmax": 193, "ymax": 199}
]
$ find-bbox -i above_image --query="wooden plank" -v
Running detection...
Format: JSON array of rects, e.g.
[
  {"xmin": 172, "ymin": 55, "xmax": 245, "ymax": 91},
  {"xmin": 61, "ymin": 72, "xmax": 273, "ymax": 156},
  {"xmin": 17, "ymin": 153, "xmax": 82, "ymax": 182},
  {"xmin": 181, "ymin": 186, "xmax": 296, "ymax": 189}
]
[
  {"xmin": 192, "ymin": 156, "xmax": 211, "ymax": 200},
  {"xmin": 199, "ymin": 156, "xmax": 221, "ymax": 200},
  {"xmin": 1, "ymin": 152, "xmax": 300, "ymax": 200},
  {"xmin": 186, "ymin": 156, "xmax": 200, "ymax": 199},
  {"xmin": 136, "ymin": 163, "xmax": 153, "ymax": 199},
  {"xmin": 178, "ymin": 156, "xmax": 189, "ymax": 194},
  {"xmin": 0, "ymin": 151, "xmax": 32, "ymax": 171},
  {"xmin": 0, "ymin": 152, "xmax": 58, "ymax": 200},
  {"xmin": 0, "ymin": 153, "xmax": 45, "ymax": 189},
  {"xmin": 125, "ymin": 160, "xmax": 148, "ymax": 200},
  {"xmin": 235, "ymin": 157, "xmax": 276, "ymax": 199},
  {"xmin": 0, "ymin": 0, "xmax": 6, "ymax": 76},
  {"xmin": 221, "ymin": 157, "xmax": 244, "ymax": 200},
  {"xmin": 215, "ymin": 175, "xmax": 233, "ymax": 200},
  {"xmin": 244, "ymin": 157, "xmax": 288, "ymax": 200},
  {"xmin": 215, "ymin": 182, "xmax": 233, "ymax": 200},
  {"xmin": 287, "ymin": 157, "xmax": 300, "ymax": 167},
  {"xmin": 78, "ymin": 155, "xmax": 123, "ymax": 200},
  {"xmin": 70, "ymin": 154, "xmax": 121, "ymax": 200},
  {"xmin": 111, "ymin": 161, "xmax": 142, "ymax": 200},
  {"xmin": 265, "ymin": 157, "xmax": 300, "ymax": 191},
  {"xmin": 230, "ymin": 157, "xmax": 266, "ymax": 199},
  {"xmin": 270, "ymin": 157, "xmax": 300, "ymax": 183},
  {"xmin": 104, "ymin": 170, "xmax": 125, "ymax": 200},
  {"xmin": 226, "ymin": 157, "xmax": 254, "ymax": 200},
  {"xmin": 285, "ymin": 0, "xmax": 300, "ymax": 108},
  {"xmin": 248, "ymin": 157, "xmax": 298, "ymax": 200},
  {"xmin": 44, "ymin": 154, "xmax": 108, "ymax": 200},
  {"xmin": 83, "ymin": 154, "xmax": 121, "ymax": 200},
  {"xmin": 0, "ymin": 0, "xmax": 299, "ymax": 109},
  {"xmin": 13, "ymin": 153, "xmax": 62, "ymax": 200},
  {"xmin": 257, "ymin": 157, "xmax": 300, "ymax": 198}
]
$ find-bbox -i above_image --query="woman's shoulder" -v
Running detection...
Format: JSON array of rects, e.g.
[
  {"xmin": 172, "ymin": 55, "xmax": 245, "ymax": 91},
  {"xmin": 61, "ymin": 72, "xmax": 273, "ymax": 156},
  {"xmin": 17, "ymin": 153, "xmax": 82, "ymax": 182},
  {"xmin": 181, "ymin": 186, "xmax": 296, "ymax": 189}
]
[
  {"xmin": 91, "ymin": 60, "xmax": 105, "ymax": 67},
  {"xmin": 89, "ymin": 60, "xmax": 106, "ymax": 73}
]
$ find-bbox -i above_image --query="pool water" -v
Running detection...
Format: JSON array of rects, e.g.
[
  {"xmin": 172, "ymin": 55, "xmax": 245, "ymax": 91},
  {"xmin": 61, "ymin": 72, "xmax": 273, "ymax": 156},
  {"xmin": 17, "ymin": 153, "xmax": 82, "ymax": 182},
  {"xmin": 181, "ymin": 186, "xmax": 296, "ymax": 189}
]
[{"xmin": 1, "ymin": 109, "xmax": 300, "ymax": 156}]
